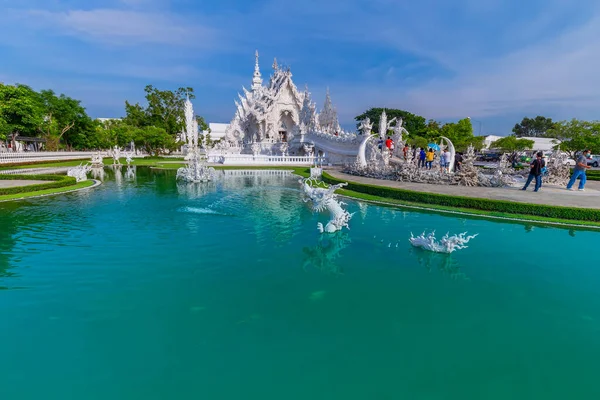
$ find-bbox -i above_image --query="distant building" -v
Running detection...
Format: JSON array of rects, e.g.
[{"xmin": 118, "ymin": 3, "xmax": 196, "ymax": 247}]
[
  {"xmin": 203, "ymin": 123, "xmax": 228, "ymax": 140},
  {"xmin": 520, "ymin": 137, "xmax": 561, "ymax": 153},
  {"xmin": 481, "ymin": 135, "xmax": 503, "ymax": 149},
  {"xmin": 96, "ymin": 118, "xmax": 122, "ymax": 123}
]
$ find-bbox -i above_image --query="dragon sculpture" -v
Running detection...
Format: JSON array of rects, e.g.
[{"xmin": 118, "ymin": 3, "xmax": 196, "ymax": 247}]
[
  {"xmin": 300, "ymin": 177, "xmax": 354, "ymax": 233},
  {"xmin": 409, "ymin": 231, "xmax": 478, "ymax": 254}
]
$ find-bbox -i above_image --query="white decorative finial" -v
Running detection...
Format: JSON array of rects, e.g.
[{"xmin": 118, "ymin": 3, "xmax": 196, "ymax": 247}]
[
  {"xmin": 251, "ymin": 50, "xmax": 262, "ymax": 91},
  {"xmin": 272, "ymin": 57, "xmax": 278, "ymax": 71}
]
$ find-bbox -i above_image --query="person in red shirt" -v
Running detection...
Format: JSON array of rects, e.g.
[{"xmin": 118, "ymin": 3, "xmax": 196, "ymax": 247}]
[{"xmin": 385, "ymin": 137, "xmax": 392, "ymax": 150}]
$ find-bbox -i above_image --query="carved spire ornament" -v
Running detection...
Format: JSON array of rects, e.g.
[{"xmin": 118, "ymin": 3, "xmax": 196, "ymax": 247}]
[{"xmin": 251, "ymin": 50, "xmax": 262, "ymax": 91}]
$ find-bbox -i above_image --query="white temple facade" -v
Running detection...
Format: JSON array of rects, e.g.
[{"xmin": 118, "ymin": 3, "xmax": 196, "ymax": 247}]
[{"xmin": 210, "ymin": 51, "xmax": 361, "ymax": 165}]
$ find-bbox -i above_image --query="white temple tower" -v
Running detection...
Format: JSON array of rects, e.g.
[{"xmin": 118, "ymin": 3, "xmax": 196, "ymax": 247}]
[
  {"xmin": 318, "ymin": 87, "xmax": 340, "ymax": 134},
  {"xmin": 251, "ymin": 50, "xmax": 262, "ymax": 91}
]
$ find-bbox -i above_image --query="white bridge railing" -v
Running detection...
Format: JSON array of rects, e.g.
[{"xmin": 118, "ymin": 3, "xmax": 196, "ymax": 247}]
[{"xmin": 207, "ymin": 153, "xmax": 324, "ymax": 166}]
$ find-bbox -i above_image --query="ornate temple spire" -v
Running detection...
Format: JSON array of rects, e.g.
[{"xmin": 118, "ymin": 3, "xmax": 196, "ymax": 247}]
[
  {"xmin": 272, "ymin": 57, "xmax": 278, "ymax": 71},
  {"xmin": 318, "ymin": 87, "xmax": 340, "ymax": 134},
  {"xmin": 251, "ymin": 50, "xmax": 262, "ymax": 91}
]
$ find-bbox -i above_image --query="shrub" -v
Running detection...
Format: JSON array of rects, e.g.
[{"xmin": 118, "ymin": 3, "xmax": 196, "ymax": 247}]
[
  {"xmin": 0, "ymin": 174, "xmax": 77, "ymax": 196},
  {"xmin": 322, "ymin": 172, "xmax": 600, "ymax": 222}
]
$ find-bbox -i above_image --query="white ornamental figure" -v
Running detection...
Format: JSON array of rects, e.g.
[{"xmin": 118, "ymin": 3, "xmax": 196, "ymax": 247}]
[{"xmin": 300, "ymin": 177, "xmax": 354, "ymax": 233}]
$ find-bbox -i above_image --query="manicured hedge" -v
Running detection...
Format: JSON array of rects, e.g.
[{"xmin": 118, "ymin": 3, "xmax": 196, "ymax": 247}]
[
  {"xmin": 0, "ymin": 174, "xmax": 77, "ymax": 196},
  {"xmin": 322, "ymin": 172, "xmax": 600, "ymax": 222}
]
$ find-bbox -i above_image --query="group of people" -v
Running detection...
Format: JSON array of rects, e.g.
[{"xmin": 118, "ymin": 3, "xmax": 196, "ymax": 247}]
[
  {"xmin": 402, "ymin": 145, "xmax": 463, "ymax": 172},
  {"xmin": 522, "ymin": 149, "xmax": 592, "ymax": 192}
]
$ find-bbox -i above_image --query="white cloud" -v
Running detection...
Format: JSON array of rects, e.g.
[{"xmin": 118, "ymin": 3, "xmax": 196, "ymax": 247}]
[{"xmin": 21, "ymin": 8, "xmax": 218, "ymax": 47}]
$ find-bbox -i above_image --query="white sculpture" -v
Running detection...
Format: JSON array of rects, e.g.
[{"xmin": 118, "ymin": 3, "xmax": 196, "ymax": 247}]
[
  {"xmin": 300, "ymin": 177, "xmax": 354, "ymax": 233},
  {"xmin": 378, "ymin": 109, "xmax": 396, "ymax": 140},
  {"xmin": 67, "ymin": 163, "xmax": 91, "ymax": 182},
  {"xmin": 112, "ymin": 146, "xmax": 121, "ymax": 165},
  {"xmin": 91, "ymin": 152, "xmax": 104, "ymax": 167},
  {"xmin": 356, "ymin": 118, "xmax": 374, "ymax": 168},
  {"xmin": 177, "ymin": 96, "xmax": 216, "ymax": 183},
  {"xmin": 125, "ymin": 151, "xmax": 133, "ymax": 165},
  {"xmin": 409, "ymin": 231, "xmax": 478, "ymax": 254},
  {"xmin": 439, "ymin": 136, "xmax": 456, "ymax": 172}
]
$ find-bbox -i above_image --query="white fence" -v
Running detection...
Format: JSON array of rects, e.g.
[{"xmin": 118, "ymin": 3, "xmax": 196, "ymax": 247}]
[
  {"xmin": 0, "ymin": 151, "xmax": 101, "ymax": 165},
  {"xmin": 207, "ymin": 154, "xmax": 325, "ymax": 166}
]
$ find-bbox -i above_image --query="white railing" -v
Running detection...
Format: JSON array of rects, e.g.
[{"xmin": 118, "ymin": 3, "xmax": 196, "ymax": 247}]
[
  {"xmin": 0, "ymin": 151, "xmax": 99, "ymax": 165},
  {"xmin": 207, "ymin": 153, "xmax": 325, "ymax": 165},
  {"xmin": 221, "ymin": 169, "xmax": 294, "ymax": 176},
  {"xmin": 0, "ymin": 167, "xmax": 71, "ymax": 175}
]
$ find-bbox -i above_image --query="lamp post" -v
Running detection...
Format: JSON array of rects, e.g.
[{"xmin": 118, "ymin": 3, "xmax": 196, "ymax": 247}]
[{"xmin": 467, "ymin": 117, "xmax": 482, "ymax": 136}]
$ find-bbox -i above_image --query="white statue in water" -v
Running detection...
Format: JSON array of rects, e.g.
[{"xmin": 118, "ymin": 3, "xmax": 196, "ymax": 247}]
[
  {"xmin": 300, "ymin": 177, "xmax": 354, "ymax": 233},
  {"xmin": 112, "ymin": 145, "xmax": 121, "ymax": 165},
  {"xmin": 91, "ymin": 152, "xmax": 104, "ymax": 167},
  {"xmin": 67, "ymin": 163, "xmax": 92, "ymax": 182},
  {"xmin": 409, "ymin": 231, "xmax": 478, "ymax": 253}
]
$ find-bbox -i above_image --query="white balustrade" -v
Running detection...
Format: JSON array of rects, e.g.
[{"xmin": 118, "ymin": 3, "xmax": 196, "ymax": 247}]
[{"xmin": 206, "ymin": 153, "xmax": 324, "ymax": 166}]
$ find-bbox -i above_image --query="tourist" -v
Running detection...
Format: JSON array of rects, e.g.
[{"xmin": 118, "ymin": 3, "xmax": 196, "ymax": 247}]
[
  {"xmin": 440, "ymin": 149, "xmax": 449, "ymax": 172},
  {"xmin": 385, "ymin": 136, "xmax": 393, "ymax": 154},
  {"xmin": 419, "ymin": 148, "xmax": 426, "ymax": 168},
  {"xmin": 426, "ymin": 148, "xmax": 435, "ymax": 169},
  {"xmin": 521, "ymin": 152, "xmax": 544, "ymax": 192},
  {"xmin": 403, "ymin": 144, "xmax": 409, "ymax": 160},
  {"xmin": 378, "ymin": 138, "xmax": 384, "ymax": 150},
  {"xmin": 455, "ymin": 152, "xmax": 463, "ymax": 171},
  {"xmin": 566, "ymin": 149, "xmax": 592, "ymax": 191}
]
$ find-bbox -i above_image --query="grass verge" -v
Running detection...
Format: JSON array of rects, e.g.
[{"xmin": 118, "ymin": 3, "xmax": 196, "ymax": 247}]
[
  {"xmin": 0, "ymin": 179, "xmax": 95, "ymax": 202},
  {"xmin": 322, "ymin": 172, "xmax": 600, "ymax": 227}
]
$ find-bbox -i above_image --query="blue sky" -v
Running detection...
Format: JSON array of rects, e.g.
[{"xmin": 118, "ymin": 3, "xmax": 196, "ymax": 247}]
[{"xmin": 1, "ymin": 0, "xmax": 599, "ymax": 135}]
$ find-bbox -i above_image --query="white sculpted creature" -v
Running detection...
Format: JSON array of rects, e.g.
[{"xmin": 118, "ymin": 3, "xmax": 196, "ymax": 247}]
[
  {"xmin": 409, "ymin": 231, "xmax": 478, "ymax": 254},
  {"xmin": 67, "ymin": 163, "xmax": 92, "ymax": 182},
  {"xmin": 91, "ymin": 152, "xmax": 104, "ymax": 167},
  {"xmin": 300, "ymin": 177, "xmax": 354, "ymax": 234},
  {"xmin": 112, "ymin": 145, "xmax": 121, "ymax": 165}
]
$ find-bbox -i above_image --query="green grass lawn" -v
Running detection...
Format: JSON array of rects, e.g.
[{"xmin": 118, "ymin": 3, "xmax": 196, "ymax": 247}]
[{"xmin": 0, "ymin": 180, "xmax": 96, "ymax": 202}]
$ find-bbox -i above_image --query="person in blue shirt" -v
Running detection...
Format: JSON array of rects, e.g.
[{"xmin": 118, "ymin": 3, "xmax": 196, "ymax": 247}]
[
  {"xmin": 567, "ymin": 149, "xmax": 592, "ymax": 191},
  {"xmin": 418, "ymin": 148, "xmax": 426, "ymax": 168}
]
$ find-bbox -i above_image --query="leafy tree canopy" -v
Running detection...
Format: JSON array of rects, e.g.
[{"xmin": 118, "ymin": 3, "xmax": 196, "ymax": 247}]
[
  {"xmin": 124, "ymin": 85, "xmax": 195, "ymax": 136},
  {"xmin": 546, "ymin": 119, "xmax": 600, "ymax": 159},
  {"xmin": 512, "ymin": 116, "xmax": 555, "ymax": 137},
  {"xmin": 490, "ymin": 135, "xmax": 535, "ymax": 155}
]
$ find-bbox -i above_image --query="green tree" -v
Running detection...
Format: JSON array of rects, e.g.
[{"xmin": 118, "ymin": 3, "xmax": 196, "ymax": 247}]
[
  {"xmin": 37, "ymin": 89, "xmax": 95, "ymax": 150},
  {"xmin": 512, "ymin": 116, "xmax": 555, "ymax": 137},
  {"xmin": 490, "ymin": 135, "xmax": 535, "ymax": 157},
  {"xmin": 133, "ymin": 126, "xmax": 178, "ymax": 156},
  {"xmin": 439, "ymin": 118, "xmax": 484, "ymax": 151},
  {"xmin": 355, "ymin": 108, "xmax": 427, "ymax": 137},
  {"xmin": 124, "ymin": 85, "xmax": 195, "ymax": 136},
  {"xmin": 547, "ymin": 119, "xmax": 600, "ymax": 158},
  {"xmin": 0, "ymin": 83, "xmax": 45, "ymax": 140}
]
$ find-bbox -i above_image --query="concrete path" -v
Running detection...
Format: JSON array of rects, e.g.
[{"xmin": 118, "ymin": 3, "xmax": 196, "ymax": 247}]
[
  {"xmin": 0, "ymin": 180, "xmax": 48, "ymax": 188},
  {"xmin": 326, "ymin": 169, "xmax": 600, "ymax": 209}
]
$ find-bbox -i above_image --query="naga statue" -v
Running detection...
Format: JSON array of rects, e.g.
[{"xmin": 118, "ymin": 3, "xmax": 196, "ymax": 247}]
[
  {"xmin": 409, "ymin": 231, "xmax": 478, "ymax": 254},
  {"xmin": 67, "ymin": 163, "xmax": 92, "ymax": 182},
  {"xmin": 300, "ymin": 177, "xmax": 354, "ymax": 233}
]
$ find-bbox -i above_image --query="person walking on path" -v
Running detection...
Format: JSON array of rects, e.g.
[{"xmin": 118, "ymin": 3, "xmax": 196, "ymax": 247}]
[
  {"xmin": 403, "ymin": 144, "xmax": 409, "ymax": 160},
  {"xmin": 419, "ymin": 148, "xmax": 426, "ymax": 168},
  {"xmin": 567, "ymin": 149, "xmax": 592, "ymax": 191},
  {"xmin": 426, "ymin": 148, "xmax": 435, "ymax": 169},
  {"xmin": 454, "ymin": 152, "xmax": 463, "ymax": 172},
  {"xmin": 522, "ymin": 152, "xmax": 544, "ymax": 192},
  {"xmin": 440, "ymin": 149, "xmax": 450, "ymax": 172}
]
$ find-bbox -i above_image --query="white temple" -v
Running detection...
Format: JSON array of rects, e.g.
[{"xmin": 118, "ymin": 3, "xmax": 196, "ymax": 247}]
[{"xmin": 210, "ymin": 51, "xmax": 362, "ymax": 164}]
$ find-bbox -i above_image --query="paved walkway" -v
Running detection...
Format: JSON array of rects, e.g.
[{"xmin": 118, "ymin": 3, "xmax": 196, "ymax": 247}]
[
  {"xmin": 326, "ymin": 169, "xmax": 600, "ymax": 209},
  {"xmin": 0, "ymin": 180, "xmax": 48, "ymax": 188}
]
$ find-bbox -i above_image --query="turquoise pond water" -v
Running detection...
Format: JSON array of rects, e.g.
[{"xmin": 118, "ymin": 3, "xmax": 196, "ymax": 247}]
[{"xmin": 1, "ymin": 167, "xmax": 600, "ymax": 399}]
